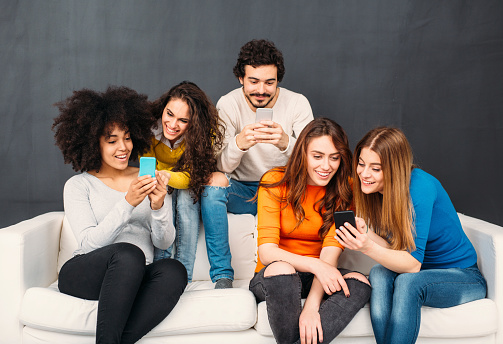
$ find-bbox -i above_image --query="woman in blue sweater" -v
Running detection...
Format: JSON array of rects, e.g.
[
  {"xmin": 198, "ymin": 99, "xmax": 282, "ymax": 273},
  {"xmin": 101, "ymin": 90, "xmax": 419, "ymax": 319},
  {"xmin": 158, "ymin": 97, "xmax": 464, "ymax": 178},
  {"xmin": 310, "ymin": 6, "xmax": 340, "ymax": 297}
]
[{"xmin": 335, "ymin": 127, "xmax": 487, "ymax": 344}]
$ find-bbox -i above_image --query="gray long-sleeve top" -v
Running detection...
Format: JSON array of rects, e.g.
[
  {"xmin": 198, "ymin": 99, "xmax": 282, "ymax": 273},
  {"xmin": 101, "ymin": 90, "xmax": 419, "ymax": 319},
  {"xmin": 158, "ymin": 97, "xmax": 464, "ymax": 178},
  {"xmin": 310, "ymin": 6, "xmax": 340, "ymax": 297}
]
[{"xmin": 63, "ymin": 172, "xmax": 174, "ymax": 264}]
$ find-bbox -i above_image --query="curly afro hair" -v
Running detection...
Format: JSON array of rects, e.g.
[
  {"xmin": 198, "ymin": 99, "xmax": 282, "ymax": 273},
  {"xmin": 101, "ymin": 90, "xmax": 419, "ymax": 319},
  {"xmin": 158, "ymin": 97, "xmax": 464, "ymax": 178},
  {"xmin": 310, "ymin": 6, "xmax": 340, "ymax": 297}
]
[
  {"xmin": 233, "ymin": 39, "xmax": 285, "ymax": 82},
  {"xmin": 150, "ymin": 81, "xmax": 224, "ymax": 201},
  {"xmin": 53, "ymin": 86, "xmax": 155, "ymax": 172}
]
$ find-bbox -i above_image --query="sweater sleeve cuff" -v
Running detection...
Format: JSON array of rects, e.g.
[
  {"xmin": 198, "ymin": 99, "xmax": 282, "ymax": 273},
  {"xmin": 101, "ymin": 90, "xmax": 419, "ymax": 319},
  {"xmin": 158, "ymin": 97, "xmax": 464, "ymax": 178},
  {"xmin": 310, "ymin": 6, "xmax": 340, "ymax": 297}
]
[
  {"xmin": 151, "ymin": 197, "xmax": 171, "ymax": 219},
  {"xmin": 279, "ymin": 135, "xmax": 292, "ymax": 154},
  {"xmin": 233, "ymin": 134, "xmax": 248, "ymax": 153},
  {"xmin": 120, "ymin": 196, "xmax": 135, "ymax": 214}
]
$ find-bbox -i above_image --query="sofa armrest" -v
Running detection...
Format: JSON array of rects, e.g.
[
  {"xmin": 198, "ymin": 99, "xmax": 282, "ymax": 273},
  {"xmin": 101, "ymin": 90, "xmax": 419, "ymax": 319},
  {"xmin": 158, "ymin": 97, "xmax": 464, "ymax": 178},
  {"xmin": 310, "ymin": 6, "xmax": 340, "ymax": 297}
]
[
  {"xmin": 458, "ymin": 213, "xmax": 503, "ymax": 343},
  {"xmin": 0, "ymin": 211, "xmax": 64, "ymax": 344}
]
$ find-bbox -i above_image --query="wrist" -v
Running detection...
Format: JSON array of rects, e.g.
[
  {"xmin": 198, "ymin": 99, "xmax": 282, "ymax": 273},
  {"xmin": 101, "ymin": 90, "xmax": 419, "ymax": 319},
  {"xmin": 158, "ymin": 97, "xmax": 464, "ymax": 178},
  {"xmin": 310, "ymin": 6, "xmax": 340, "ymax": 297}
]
[
  {"xmin": 361, "ymin": 240, "xmax": 375, "ymax": 255},
  {"xmin": 125, "ymin": 194, "xmax": 137, "ymax": 207},
  {"xmin": 302, "ymin": 299, "xmax": 320, "ymax": 311},
  {"xmin": 278, "ymin": 134, "xmax": 290, "ymax": 152},
  {"xmin": 308, "ymin": 256, "xmax": 321, "ymax": 272},
  {"xmin": 235, "ymin": 134, "xmax": 248, "ymax": 152}
]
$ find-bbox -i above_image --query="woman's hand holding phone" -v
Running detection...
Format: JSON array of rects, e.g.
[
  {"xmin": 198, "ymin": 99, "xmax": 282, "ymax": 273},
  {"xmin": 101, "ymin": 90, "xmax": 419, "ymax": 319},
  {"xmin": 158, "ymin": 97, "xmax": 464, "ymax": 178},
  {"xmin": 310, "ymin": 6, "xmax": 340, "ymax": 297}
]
[
  {"xmin": 148, "ymin": 171, "xmax": 170, "ymax": 210},
  {"xmin": 336, "ymin": 217, "xmax": 375, "ymax": 255},
  {"xmin": 125, "ymin": 175, "xmax": 157, "ymax": 207}
]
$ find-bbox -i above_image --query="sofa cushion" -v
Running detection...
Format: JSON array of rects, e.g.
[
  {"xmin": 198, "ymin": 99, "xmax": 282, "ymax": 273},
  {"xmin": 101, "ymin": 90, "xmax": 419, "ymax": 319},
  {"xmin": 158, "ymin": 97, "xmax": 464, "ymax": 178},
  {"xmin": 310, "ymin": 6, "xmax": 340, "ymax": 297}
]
[
  {"xmin": 255, "ymin": 298, "xmax": 498, "ymax": 338},
  {"xmin": 20, "ymin": 284, "xmax": 257, "ymax": 336}
]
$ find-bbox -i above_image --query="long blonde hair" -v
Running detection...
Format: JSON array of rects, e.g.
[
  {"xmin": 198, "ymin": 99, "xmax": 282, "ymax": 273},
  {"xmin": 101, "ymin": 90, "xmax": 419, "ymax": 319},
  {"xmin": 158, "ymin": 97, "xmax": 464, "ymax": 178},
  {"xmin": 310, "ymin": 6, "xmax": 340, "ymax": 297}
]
[{"xmin": 353, "ymin": 127, "xmax": 416, "ymax": 251}]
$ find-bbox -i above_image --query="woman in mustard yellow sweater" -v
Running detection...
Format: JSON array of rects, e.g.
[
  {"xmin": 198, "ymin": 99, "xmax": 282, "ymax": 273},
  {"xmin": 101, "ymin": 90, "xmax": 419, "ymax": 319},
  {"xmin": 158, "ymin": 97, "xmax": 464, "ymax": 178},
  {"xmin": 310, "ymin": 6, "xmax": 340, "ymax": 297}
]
[{"xmin": 142, "ymin": 81, "xmax": 224, "ymax": 281}]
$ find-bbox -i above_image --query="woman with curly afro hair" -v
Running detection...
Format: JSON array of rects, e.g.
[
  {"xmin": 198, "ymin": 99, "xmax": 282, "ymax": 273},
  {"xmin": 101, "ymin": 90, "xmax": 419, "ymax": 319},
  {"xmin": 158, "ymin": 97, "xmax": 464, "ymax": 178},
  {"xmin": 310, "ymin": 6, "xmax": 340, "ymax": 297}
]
[
  {"xmin": 142, "ymin": 81, "xmax": 225, "ymax": 283},
  {"xmin": 53, "ymin": 86, "xmax": 187, "ymax": 344}
]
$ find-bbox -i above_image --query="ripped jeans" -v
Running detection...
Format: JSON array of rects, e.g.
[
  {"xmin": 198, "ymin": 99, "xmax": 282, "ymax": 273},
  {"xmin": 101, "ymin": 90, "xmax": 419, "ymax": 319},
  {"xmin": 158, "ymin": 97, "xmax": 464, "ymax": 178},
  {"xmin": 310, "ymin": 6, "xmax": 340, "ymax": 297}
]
[
  {"xmin": 200, "ymin": 178, "xmax": 259, "ymax": 282},
  {"xmin": 154, "ymin": 188, "xmax": 200, "ymax": 282},
  {"xmin": 250, "ymin": 264, "xmax": 371, "ymax": 344}
]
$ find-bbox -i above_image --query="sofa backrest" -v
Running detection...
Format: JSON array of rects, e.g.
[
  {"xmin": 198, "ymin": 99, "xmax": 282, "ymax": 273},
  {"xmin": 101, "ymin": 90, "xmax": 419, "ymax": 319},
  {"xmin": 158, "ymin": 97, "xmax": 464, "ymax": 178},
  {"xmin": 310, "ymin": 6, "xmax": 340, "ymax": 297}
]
[
  {"xmin": 57, "ymin": 212, "xmax": 378, "ymax": 279},
  {"xmin": 57, "ymin": 213, "xmax": 258, "ymax": 281},
  {"xmin": 192, "ymin": 213, "xmax": 257, "ymax": 281},
  {"xmin": 337, "ymin": 248, "xmax": 377, "ymax": 276},
  {"xmin": 57, "ymin": 215, "xmax": 78, "ymax": 273}
]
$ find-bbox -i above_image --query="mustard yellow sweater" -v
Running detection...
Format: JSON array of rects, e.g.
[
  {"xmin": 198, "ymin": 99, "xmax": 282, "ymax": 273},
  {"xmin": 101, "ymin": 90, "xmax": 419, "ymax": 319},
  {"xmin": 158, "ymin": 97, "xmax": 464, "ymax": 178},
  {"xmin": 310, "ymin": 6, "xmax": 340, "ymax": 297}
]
[{"xmin": 142, "ymin": 124, "xmax": 190, "ymax": 189}]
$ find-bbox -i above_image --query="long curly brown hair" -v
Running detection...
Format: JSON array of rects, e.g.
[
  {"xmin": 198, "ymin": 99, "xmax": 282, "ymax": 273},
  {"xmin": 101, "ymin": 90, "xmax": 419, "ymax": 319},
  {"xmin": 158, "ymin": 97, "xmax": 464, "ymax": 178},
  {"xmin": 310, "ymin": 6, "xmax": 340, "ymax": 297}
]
[
  {"xmin": 150, "ymin": 81, "xmax": 224, "ymax": 200},
  {"xmin": 259, "ymin": 118, "xmax": 353, "ymax": 239},
  {"xmin": 52, "ymin": 86, "xmax": 155, "ymax": 172}
]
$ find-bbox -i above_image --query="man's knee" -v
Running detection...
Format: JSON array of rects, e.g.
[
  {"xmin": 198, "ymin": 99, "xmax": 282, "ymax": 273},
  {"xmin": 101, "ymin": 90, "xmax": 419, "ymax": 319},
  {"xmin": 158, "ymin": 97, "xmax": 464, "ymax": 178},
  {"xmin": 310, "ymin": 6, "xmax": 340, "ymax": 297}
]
[{"xmin": 207, "ymin": 172, "xmax": 229, "ymax": 187}]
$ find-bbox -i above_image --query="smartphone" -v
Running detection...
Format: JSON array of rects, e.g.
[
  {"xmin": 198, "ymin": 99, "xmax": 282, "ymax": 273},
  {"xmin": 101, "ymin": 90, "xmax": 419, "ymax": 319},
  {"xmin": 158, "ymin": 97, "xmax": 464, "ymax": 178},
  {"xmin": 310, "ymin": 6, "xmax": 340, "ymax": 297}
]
[
  {"xmin": 255, "ymin": 108, "xmax": 273, "ymax": 123},
  {"xmin": 138, "ymin": 157, "xmax": 156, "ymax": 178},
  {"xmin": 334, "ymin": 210, "xmax": 357, "ymax": 238}
]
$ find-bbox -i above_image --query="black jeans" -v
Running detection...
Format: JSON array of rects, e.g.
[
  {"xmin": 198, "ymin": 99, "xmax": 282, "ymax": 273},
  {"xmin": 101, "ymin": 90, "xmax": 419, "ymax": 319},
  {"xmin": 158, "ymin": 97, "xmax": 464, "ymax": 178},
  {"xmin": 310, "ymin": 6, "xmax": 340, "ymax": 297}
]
[
  {"xmin": 250, "ymin": 265, "xmax": 371, "ymax": 344},
  {"xmin": 58, "ymin": 242, "xmax": 187, "ymax": 344}
]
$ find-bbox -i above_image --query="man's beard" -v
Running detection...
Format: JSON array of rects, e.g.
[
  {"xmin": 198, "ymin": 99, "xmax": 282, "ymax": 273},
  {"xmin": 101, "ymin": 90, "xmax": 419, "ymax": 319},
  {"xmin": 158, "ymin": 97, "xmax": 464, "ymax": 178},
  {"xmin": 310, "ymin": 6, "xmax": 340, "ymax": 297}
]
[{"xmin": 245, "ymin": 92, "xmax": 275, "ymax": 109}]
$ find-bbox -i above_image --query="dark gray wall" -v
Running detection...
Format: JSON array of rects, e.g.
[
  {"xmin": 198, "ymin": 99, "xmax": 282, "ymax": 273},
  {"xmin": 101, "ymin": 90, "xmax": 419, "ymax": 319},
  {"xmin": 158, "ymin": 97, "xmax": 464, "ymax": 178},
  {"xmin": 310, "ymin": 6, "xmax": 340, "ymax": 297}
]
[{"xmin": 1, "ymin": 1, "xmax": 502, "ymax": 227}]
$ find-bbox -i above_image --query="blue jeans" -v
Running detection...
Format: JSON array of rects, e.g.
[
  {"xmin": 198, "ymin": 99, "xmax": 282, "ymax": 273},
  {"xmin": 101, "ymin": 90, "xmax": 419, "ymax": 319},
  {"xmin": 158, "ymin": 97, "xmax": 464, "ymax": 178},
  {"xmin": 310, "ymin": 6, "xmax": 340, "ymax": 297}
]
[
  {"xmin": 200, "ymin": 178, "xmax": 259, "ymax": 282},
  {"xmin": 369, "ymin": 263, "xmax": 487, "ymax": 344},
  {"xmin": 153, "ymin": 189, "xmax": 200, "ymax": 282}
]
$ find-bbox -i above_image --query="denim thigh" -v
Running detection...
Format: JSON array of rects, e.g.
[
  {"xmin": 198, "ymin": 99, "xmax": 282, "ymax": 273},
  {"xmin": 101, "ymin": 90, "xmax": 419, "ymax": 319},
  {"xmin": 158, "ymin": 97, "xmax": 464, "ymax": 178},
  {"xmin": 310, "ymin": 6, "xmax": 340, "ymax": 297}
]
[{"xmin": 227, "ymin": 179, "xmax": 259, "ymax": 215}]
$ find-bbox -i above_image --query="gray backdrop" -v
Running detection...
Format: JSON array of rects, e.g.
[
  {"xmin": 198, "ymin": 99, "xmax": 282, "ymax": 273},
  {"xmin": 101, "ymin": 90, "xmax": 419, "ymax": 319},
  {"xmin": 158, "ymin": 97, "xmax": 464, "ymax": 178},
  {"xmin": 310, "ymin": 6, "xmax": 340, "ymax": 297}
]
[{"xmin": 1, "ymin": 1, "xmax": 502, "ymax": 227}]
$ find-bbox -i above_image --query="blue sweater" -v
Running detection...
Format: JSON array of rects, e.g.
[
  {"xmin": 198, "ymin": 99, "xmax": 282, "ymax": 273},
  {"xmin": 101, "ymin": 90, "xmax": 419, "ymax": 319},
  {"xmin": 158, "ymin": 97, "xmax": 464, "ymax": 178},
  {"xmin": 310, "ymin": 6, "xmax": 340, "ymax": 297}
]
[{"xmin": 409, "ymin": 169, "xmax": 477, "ymax": 270}]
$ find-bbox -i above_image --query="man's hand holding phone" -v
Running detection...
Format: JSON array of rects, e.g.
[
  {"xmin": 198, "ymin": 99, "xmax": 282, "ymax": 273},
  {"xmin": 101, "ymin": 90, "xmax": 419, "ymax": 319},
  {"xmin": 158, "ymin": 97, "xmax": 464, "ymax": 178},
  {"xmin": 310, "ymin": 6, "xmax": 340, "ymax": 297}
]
[
  {"xmin": 253, "ymin": 121, "xmax": 289, "ymax": 151},
  {"xmin": 236, "ymin": 107, "xmax": 289, "ymax": 151}
]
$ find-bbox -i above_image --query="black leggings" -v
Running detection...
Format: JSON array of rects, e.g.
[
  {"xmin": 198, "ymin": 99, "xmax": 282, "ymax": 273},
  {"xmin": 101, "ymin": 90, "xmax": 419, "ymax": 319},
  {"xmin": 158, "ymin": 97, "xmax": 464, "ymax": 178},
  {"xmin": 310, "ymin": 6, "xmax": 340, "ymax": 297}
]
[
  {"xmin": 58, "ymin": 242, "xmax": 187, "ymax": 344},
  {"xmin": 250, "ymin": 265, "xmax": 371, "ymax": 344}
]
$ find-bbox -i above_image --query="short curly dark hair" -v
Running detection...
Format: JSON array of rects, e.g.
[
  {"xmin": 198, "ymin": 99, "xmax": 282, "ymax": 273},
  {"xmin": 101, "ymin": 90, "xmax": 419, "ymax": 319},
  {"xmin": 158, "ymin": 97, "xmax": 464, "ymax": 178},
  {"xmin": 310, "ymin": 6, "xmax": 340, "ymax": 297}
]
[
  {"xmin": 52, "ymin": 86, "xmax": 155, "ymax": 172},
  {"xmin": 233, "ymin": 39, "xmax": 285, "ymax": 82},
  {"xmin": 150, "ymin": 81, "xmax": 225, "ymax": 201}
]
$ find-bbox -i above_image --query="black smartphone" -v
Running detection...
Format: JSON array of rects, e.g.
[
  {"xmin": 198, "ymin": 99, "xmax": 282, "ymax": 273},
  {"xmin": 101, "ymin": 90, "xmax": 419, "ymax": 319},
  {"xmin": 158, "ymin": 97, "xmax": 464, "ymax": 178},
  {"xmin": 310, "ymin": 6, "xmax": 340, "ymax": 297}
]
[{"xmin": 334, "ymin": 210, "xmax": 357, "ymax": 238}]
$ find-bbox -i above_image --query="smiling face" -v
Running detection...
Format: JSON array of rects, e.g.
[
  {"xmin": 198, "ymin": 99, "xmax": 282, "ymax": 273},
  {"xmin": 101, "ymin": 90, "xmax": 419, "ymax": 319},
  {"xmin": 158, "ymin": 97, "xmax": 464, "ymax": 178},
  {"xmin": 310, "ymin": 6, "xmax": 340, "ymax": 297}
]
[
  {"xmin": 357, "ymin": 147, "xmax": 384, "ymax": 194},
  {"xmin": 162, "ymin": 98, "xmax": 190, "ymax": 145},
  {"xmin": 99, "ymin": 124, "xmax": 132, "ymax": 172},
  {"xmin": 306, "ymin": 135, "xmax": 341, "ymax": 186},
  {"xmin": 239, "ymin": 64, "xmax": 279, "ymax": 110}
]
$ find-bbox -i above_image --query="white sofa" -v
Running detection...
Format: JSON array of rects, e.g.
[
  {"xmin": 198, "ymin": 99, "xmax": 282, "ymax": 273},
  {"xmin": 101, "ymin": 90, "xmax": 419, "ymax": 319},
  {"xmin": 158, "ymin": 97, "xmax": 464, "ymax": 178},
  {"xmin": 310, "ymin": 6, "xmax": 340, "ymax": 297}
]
[{"xmin": 0, "ymin": 211, "xmax": 501, "ymax": 344}]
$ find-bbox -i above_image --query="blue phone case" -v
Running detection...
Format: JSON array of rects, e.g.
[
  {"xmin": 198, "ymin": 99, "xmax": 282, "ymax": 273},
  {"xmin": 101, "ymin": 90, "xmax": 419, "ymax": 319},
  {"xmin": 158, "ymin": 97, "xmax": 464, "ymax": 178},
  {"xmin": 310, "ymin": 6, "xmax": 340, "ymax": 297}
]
[{"xmin": 139, "ymin": 157, "xmax": 156, "ymax": 178}]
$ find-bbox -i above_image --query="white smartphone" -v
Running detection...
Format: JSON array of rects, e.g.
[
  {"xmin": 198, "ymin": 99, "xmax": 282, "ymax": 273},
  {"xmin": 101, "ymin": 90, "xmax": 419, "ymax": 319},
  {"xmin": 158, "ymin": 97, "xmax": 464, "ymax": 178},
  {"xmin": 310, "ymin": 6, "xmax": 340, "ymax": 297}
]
[{"xmin": 255, "ymin": 108, "xmax": 273, "ymax": 123}]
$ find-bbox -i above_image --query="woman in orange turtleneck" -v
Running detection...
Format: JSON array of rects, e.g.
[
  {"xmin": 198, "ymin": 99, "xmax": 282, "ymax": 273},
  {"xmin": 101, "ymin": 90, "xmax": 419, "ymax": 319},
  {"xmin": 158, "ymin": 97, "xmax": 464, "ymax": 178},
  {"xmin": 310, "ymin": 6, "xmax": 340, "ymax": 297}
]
[{"xmin": 249, "ymin": 118, "xmax": 371, "ymax": 344}]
